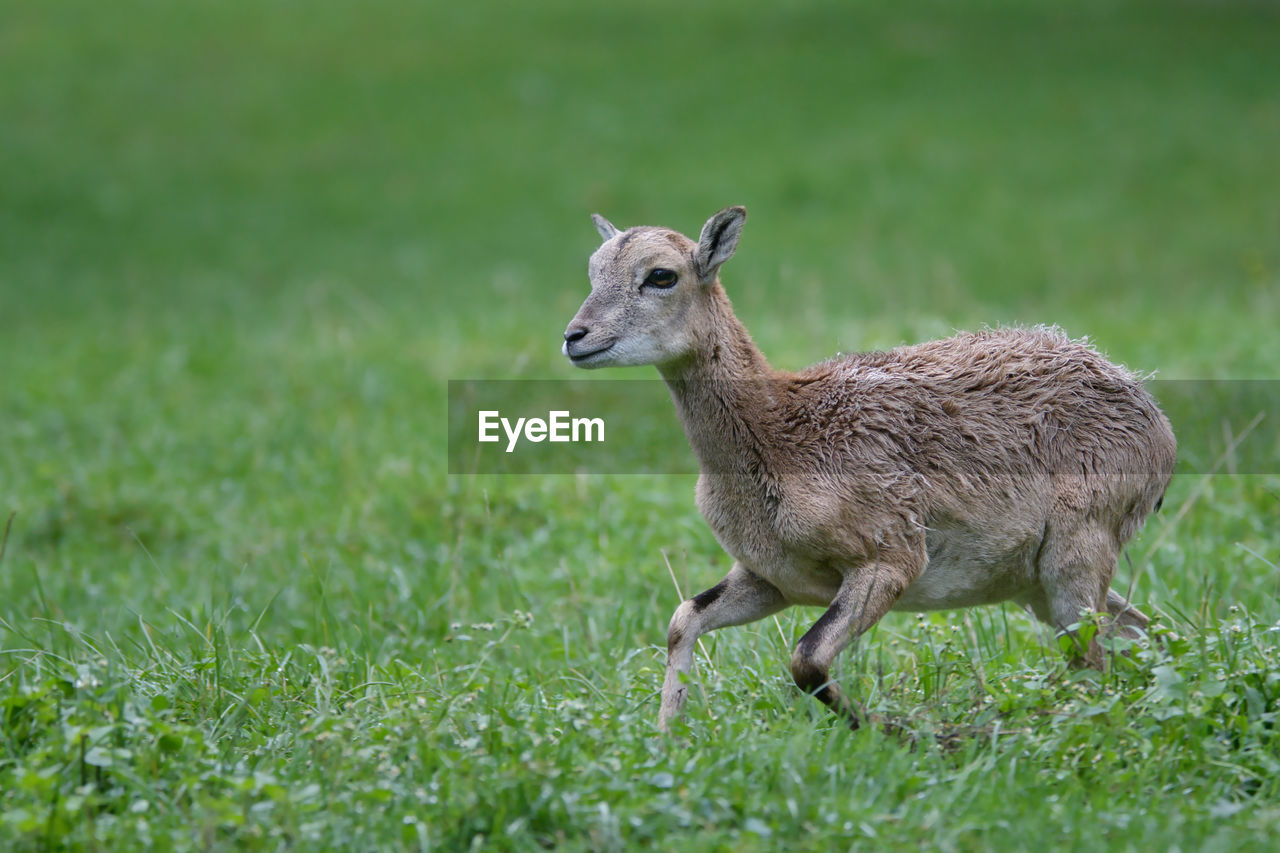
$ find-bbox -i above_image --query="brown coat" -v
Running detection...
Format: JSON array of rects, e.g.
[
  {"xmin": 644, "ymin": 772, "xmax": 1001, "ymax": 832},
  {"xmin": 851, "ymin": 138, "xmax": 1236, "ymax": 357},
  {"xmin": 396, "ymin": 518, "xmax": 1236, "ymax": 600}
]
[{"xmin": 565, "ymin": 206, "xmax": 1176, "ymax": 730}]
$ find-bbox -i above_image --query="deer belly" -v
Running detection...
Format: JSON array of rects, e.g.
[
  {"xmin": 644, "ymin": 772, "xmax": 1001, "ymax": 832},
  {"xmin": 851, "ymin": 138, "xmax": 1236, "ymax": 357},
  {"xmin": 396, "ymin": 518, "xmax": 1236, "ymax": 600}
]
[{"xmin": 894, "ymin": 529, "xmax": 1041, "ymax": 611}]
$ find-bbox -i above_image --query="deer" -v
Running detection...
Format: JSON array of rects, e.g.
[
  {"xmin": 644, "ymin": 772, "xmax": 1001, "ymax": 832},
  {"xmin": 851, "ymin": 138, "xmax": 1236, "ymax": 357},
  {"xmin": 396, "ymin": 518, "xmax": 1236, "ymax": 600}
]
[{"xmin": 561, "ymin": 206, "xmax": 1176, "ymax": 731}]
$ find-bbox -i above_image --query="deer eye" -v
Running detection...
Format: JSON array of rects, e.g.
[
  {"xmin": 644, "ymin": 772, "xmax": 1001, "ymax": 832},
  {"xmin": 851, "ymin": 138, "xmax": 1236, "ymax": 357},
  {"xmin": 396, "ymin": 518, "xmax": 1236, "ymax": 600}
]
[{"xmin": 643, "ymin": 269, "xmax": 678, "ymax": 289}]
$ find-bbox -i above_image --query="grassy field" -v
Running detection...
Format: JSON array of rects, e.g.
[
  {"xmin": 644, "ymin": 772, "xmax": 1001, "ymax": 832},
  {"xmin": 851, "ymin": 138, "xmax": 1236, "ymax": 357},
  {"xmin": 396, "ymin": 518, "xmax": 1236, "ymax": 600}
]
[{"xmin": 3, "ymin": 0, "xmax": 1279, "ymax": 848}]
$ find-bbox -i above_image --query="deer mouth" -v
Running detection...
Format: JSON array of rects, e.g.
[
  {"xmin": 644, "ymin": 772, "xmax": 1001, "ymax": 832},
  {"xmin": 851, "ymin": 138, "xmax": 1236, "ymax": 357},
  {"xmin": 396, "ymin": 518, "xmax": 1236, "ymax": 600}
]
[{"xmin": 565, "ymin": 340, "xmax": 616, "ymax": 364}]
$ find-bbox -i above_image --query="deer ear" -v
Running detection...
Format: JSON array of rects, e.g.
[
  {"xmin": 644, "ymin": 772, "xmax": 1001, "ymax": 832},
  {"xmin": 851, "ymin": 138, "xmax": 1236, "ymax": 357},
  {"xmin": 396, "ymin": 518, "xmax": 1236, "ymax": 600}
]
[
  {"xmin": 695, "ymin": 206, "xmax": 746, "ymax": 280},
  {"xmin": 591, "ymin": 213, "xmax": 621, "ymax": 242}
]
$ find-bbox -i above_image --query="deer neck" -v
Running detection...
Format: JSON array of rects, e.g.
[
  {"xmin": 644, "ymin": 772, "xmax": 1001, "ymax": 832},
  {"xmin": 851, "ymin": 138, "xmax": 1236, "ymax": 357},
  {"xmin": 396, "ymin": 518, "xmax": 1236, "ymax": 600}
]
[{"xmin": 657, "ymin": 286, "xmax": 778, "ymax": 479}]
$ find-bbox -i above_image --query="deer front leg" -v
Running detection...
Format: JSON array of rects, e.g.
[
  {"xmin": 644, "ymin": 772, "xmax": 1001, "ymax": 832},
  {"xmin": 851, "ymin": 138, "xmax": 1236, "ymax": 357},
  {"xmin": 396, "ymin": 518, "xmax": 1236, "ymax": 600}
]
[
  {"xmin": 660, "ymin": 563, "xmax": 787, "ymax": 731},
  {"xmin": 791, "ymin": 559, "xmax": 919, "ymax": 728}
]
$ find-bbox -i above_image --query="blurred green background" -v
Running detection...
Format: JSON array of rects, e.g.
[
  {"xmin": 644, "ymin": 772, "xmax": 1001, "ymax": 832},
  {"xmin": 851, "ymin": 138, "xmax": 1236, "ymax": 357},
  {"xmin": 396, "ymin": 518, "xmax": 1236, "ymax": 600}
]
[
  {"xmin": 4, "ymin": 0, "xmax": 1276, "ymax": 612},
  {"xmin": 2, "ymin": 0, "xmax": 1279, "ymax": 848}
]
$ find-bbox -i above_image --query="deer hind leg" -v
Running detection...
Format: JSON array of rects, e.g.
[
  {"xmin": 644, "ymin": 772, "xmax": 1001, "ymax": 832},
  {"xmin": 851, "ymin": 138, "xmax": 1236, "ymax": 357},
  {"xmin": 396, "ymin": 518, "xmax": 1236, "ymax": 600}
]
[
  {"xmin": 659, "ymin": 564, "xmax": 787, "ymax": 731},
  {"xmin": 1104, "ymin": 587, "xmax": 1150, "ymax": 639},
  {"xmin": 1034, "ymin": 519, "xmax": 1125, "ymax": 668}
]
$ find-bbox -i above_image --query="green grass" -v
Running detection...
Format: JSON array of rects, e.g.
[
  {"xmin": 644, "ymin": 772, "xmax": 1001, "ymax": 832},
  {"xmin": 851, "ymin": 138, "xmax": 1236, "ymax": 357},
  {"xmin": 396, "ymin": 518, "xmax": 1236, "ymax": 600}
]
[{"xmin": 3, "ymin": 0, "xmax": 1280, "ymax": 848}]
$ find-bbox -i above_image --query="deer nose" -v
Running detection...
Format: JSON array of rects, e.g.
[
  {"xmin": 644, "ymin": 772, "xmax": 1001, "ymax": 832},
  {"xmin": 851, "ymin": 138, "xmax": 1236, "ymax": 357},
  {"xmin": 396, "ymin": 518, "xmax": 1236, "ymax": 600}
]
[{"xmin": 564, "ymin": 325, "xmax": 589, "ymax": 343}]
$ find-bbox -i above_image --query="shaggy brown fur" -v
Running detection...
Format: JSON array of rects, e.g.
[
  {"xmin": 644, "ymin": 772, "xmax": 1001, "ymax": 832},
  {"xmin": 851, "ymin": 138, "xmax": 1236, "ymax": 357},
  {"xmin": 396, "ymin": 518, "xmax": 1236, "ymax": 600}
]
[{"xmin": 563, "ymin": 206, "xmax": 1177, "ymax": 731}]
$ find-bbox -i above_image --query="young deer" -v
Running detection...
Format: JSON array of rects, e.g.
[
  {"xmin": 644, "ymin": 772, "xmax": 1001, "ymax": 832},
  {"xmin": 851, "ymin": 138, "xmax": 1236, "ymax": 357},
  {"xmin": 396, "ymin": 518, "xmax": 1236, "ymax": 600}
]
[{"xmin": 562, "ymin": 206, "xmax": 1176, "ymax": 731}]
